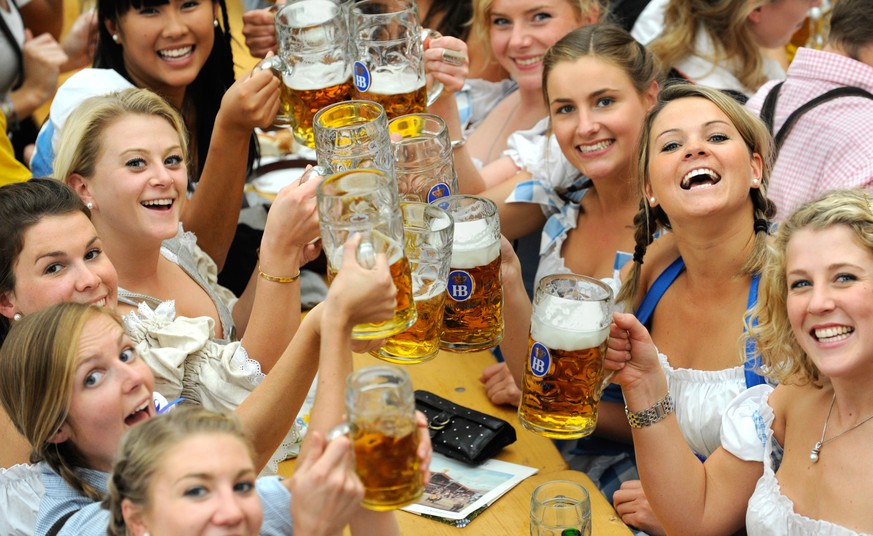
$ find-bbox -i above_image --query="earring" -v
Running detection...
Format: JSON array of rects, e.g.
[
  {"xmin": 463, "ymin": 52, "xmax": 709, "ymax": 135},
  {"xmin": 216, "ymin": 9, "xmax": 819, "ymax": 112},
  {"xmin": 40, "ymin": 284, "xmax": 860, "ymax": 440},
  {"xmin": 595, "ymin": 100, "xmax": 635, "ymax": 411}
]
[
  {"xmin": 213, "ymin": 18, "xmax": 219, "ymax": 28},
  {"xmin": 86, "ymin": 202, "xmax": 94, "ymax": 210},
  {"xmin": 649, "ymin": 196, "xmax": 656, "ymax": 205},
  {"xmin": 112, "ymin": 34, "xmax": 119, "ymax": 43},
  {"xmin": 13, "ymin": 313, "xmax": 22, "ymax": 322},
  {"xmin": 751, "ymin": 178, "xmax": 760, "ymax": 186}
]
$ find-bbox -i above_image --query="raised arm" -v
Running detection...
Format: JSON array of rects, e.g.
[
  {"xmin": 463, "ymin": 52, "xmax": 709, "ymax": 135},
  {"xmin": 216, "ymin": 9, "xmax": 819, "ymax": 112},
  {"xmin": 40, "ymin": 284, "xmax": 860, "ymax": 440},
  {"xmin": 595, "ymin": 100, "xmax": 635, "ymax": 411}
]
[
  {"xmin": 181, "ymin": 69, "xmax": 280, "ymax": 268},
  {"xmin": 234, "ymin": 171, "xmax": 322, "ymax": 373},
  {"xmin": 607, "ymin": 312, "xmax": 763, "ymax": 535}
]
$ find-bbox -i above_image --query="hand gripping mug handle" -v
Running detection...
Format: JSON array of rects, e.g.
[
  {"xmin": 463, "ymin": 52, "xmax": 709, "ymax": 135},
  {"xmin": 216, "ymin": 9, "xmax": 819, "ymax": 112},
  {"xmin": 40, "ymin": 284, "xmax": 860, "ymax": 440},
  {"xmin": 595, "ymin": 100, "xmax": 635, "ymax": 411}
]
[
  {"xmin": 254, "ymin": 55, "xmax": 295, "ymax": 127},
  {"xmin": 421, "ymin": 28, "xmax": 443, "ymax": 106}
]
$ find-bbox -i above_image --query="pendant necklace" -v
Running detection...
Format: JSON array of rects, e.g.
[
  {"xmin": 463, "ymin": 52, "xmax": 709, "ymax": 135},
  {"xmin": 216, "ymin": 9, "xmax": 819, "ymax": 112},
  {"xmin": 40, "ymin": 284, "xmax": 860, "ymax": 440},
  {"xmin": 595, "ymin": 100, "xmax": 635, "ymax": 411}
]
[{"xmin": 810, "ymin": 392, "xmax": 873, "ymax": 462}]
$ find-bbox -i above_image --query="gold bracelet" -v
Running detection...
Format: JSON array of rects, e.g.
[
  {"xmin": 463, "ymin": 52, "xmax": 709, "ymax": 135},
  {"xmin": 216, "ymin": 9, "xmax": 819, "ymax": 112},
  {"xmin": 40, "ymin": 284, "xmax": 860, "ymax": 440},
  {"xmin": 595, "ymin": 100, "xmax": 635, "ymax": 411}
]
[{"xmin": 257, "ymin": 265, "xmax": 300, "ymax": 283}]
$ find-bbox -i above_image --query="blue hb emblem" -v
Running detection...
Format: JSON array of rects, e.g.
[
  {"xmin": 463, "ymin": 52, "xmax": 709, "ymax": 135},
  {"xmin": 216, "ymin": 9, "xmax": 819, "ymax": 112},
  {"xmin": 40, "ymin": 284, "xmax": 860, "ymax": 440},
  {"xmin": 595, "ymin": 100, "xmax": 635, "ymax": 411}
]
[
  {"xmin": 529, "ymin": 342, "xmax": 550, "ymax": 378},
  {"xmin": 353, "ymin": 61, "xmax": 371, "ymax": 92},
  {"xmin": 448, "ymin": 270, "xmax": 474, "ymax": 301},
  {"xmin": 426, "ymin": 183, "xmax": 450, "ymax": 203}
]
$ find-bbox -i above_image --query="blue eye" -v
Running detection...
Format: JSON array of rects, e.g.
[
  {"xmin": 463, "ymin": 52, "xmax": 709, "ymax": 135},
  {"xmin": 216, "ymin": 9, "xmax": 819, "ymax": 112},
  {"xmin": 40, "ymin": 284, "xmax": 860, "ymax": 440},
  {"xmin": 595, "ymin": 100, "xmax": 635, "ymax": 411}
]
[
  {"xmin": 835, "ymin": 273, "xmax": 858, "ymax": 283},
  {"xmin": 789, "ymin": 279, "xmax": 810, "ymax": 290},
  {"xmin": 553, "ymin": 104, "xmax": 574, "ymax": 115},
  {"xmin": 490, "ymin": 16, "xmax": 509, "ymax": 27},
  {"xmin": 84, "ymin": 370, "xmax": 105, "ymax": 388},
  {"xmin": 532, "ymin": 12, "xmax": 553, "ymax": 22},
  {"xmin": 165, "ymin": 155, "xmax": 184, "ymax": 167},
  {"xmin": 120, "ymin": 347, "xmax": 136, "ymax": 363},
  {"xmin": 660, "ymin": 141, "xmax": 680, "ymax": 152},
  {"xmin": 595, "ymin": 97, "xmax": 614, "ymax": 108},
  {"xmin": 183, "ymin": 486, "xmax": 208, "ymax": 498},
  {"xmin": 708, "ymin": 133, "xmax": 729, "ymax": 143},
  {"xmin": 126, "ymin": 158, "xmax": 146, "ymax": 169},
  {"xmin": 234, "ymin": 480, "xmax": 256, "ymax": 494}
]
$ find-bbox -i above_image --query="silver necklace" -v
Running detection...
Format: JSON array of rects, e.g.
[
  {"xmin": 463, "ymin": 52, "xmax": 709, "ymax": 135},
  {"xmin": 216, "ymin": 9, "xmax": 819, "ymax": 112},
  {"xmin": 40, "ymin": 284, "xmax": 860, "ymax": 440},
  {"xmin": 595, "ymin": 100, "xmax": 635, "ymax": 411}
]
[{"xmin": 810, "ymin": 393, "xmax": 873, "ymax": 462}]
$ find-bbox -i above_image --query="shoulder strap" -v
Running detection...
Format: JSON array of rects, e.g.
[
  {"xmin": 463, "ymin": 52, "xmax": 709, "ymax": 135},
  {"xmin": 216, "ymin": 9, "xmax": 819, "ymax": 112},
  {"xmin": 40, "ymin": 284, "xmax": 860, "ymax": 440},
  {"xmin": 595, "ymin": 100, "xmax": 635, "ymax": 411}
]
[
  {"xmin": 763, "ymin": 84, "xmax": 873, "ymax": 155},
  {"xmin": 634, "ymin": 257, "xmax": 686, "ymax": 326},
  {"xmin": 743, "ymin": 274, "xmax": 767, "ymax": 388},
  {"xmin": 758, "ymin": 81, "xmax": 784, "ymax": 135},
  {"xmin": 46, "ymin": 509, "xmax": 79, "ymax": 536}
]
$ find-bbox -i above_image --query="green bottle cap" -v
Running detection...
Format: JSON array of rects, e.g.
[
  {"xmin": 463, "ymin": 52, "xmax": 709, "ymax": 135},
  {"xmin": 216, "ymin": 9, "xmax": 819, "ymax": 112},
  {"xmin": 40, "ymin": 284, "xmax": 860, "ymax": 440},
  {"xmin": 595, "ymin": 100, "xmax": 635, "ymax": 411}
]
[{"xmin": 561, "ymin": 530, "xmax": 582, "ymax": 536}]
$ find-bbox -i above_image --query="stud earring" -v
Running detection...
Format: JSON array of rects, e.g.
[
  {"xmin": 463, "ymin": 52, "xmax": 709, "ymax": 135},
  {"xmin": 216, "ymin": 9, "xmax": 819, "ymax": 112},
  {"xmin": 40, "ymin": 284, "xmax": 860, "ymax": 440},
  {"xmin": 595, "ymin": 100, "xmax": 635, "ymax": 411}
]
[
  {"xmin": 751, "ymin": 178, "xmax": 760, "ymax": 186},
  {"xmin": 649, "ymin": 196, "xmax": 656, "ymax": 205},
  {"xmin": 13, "ymin": 313, "xmax": 22, "ymax": 322},
  {"xmin": 213, "ymin": 18, "xmax": 219, "ymax": 28},
  {"xmin": 86, "ymin": 202, "xmax": 94, "ymax": 210},
  {"xmin": 112, "ymin": 34, "xmax": 119, "ymax": 43}
]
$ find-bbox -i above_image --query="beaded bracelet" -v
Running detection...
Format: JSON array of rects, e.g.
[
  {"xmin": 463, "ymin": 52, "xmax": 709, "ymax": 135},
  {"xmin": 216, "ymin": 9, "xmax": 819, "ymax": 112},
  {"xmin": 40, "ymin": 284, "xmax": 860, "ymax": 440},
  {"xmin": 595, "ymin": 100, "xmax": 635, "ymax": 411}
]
[{"xmin": 257, "ymin": 266, "xmax": 300, "ymax": 283}]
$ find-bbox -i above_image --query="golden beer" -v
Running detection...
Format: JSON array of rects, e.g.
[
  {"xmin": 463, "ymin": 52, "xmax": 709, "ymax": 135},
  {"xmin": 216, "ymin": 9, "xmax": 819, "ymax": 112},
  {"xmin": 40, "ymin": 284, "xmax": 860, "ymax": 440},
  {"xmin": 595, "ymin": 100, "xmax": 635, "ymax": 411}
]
[
  {"xmin": 374, "ymin": 286, "xmax": 446, "ymax": 363},
  {"xmin": 281, "ymin": 66, "xmax": 353, "ymax": 148},
  {"xmin": 327, "ymin": 248, "xmax": 417, "ymax": 340},
  {"xmin": 357, "ymin": 71, "xmax": 427, "ymax": 118},
  {"xmin": 440, "ymin": 221, "xmax": 503, "ymax": 352},
  {"xmin": 518, "ymin": 274, "xmax": 614, "ymax": 439},
  {"xmin": 353, "ymin": 424, "xmax": 423, "ymax": 510},
  {"xmin": 519, "ymin": 332, "xmax": 609, "ymax": 439}
]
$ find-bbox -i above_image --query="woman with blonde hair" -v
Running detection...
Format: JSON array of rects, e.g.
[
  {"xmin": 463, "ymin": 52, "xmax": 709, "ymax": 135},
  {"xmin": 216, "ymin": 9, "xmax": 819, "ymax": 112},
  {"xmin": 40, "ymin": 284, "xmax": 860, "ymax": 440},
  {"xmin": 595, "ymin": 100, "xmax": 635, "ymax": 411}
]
[
  {"xmin": 633, "ymin": 0, "xmax": 820, "ymax": 98},
  {"xmin": 0, "ymin": 234, "xmax": 416, "ymax": 534},
  {"xmin": 607, "ymin": 188, "xmax": 873, "ymax": 534},
  {"xmin": 603, "ymin": 83, "xmax": 775, "ymax": 534}
]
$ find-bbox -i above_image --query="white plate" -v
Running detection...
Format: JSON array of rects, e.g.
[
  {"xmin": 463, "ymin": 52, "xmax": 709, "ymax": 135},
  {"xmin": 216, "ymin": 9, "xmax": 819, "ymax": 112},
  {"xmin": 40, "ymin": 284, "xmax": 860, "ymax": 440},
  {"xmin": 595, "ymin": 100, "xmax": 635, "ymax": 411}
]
[{"xmin": 251, "ymin": 166, "xmax": 307, "ymax": 196}]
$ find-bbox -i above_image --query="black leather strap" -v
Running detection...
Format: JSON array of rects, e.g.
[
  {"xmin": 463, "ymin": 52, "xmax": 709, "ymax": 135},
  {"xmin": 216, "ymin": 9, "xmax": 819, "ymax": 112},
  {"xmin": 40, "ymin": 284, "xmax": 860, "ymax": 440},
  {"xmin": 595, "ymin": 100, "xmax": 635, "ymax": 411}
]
[
  {"xmin": 46, "ymin": 509, "xmax": 78, "ymax": 536},
  {"xmin": 760, "ymin": 82, "xmax": 873, "ymax": 154}
]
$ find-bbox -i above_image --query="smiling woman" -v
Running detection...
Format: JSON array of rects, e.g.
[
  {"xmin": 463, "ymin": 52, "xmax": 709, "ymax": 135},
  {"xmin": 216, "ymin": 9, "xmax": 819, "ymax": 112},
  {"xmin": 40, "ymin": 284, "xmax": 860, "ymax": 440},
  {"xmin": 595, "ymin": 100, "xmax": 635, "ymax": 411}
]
[{"xmin": 30, "ymin": 0, "xmax": 280, "ymax": 275}]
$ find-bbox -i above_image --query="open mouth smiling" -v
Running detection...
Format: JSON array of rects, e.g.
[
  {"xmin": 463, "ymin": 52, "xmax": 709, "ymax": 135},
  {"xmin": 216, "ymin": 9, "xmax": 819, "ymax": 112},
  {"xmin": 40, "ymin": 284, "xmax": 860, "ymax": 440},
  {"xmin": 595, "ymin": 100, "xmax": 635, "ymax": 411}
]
[
  {"xmin": 141, "ymin": 198, "xmax": 174, "ymax": 211},
  {"xmin": 681, "ymin": 168, "xmax": 721, "ymax": 190},
  {"xmin": 158, "ymin": 46, "xmax": 193, "ymax": 60},
  {"xmin": 812, "ymin": 325, "xmax": 854, "ymax": 344},
  {"xmin": 124, "ymin": 399, "xmax": 152, "ymax": 427}
]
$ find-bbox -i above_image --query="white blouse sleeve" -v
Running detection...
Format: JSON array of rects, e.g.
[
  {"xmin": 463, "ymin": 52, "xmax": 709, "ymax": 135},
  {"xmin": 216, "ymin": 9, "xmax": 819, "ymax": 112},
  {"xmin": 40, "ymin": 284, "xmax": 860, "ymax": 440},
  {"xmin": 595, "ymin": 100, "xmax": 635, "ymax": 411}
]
[
  {"xmin": 720, "ymin": 383, "xmax": 776, "ymax": 462},
  {"xmin": 0, "ymin": 464, "xmax": 44, "ymax": 536}
]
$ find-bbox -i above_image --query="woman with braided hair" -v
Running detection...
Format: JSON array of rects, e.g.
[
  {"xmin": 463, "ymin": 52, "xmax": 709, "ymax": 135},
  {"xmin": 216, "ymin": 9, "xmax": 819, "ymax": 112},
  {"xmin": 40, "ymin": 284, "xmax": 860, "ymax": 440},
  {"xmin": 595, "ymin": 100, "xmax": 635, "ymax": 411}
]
[{"xmin": 609, "ymin": 82, "xmax": 776, "ymax": 534}]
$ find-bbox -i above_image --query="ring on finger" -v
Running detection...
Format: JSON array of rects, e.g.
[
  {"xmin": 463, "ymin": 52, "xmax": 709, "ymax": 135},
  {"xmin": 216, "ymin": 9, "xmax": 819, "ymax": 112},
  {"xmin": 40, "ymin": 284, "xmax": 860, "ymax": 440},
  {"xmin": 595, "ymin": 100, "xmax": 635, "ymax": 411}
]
[{"xmin": 441, "ymin": 48, "xmax": 467, "ymax": 66}]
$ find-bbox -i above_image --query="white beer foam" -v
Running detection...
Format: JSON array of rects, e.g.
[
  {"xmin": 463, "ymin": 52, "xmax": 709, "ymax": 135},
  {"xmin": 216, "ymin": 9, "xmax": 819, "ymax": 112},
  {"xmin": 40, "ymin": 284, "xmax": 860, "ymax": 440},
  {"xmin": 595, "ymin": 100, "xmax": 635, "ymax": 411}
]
[
  {"xmin": 530, "ymin": 295, "xmax": 609, "ymax": 351},
  {"xmin": 367, "ymin": 70, "xmax": 425, "ymax": 96},
  {"xmin": 286, "ymin": 62, "xmax": 350, "ymax": 90},
  {"xmin": 451, "ymin": 220, "xmax": 499, "ymax": 269}
]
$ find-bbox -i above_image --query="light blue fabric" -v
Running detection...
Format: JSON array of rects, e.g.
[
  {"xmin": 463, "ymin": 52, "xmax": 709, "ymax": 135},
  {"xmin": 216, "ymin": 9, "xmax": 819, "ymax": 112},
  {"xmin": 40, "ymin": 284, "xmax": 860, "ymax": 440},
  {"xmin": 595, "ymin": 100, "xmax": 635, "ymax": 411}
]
[{"xmin": 35, "ymin": 464, "xmax": 293, "ymax": 536}]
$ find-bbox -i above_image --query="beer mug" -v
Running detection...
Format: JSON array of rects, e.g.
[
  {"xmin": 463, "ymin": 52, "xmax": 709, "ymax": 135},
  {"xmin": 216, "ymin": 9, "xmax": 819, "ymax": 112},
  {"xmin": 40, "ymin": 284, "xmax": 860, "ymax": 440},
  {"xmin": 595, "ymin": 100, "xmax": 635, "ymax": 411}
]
[
  {"xmin": 351, "ymin": 0, "xmax": 443, "ymax": 118},
  {"xmin": 434, "ymin": 195, "xmax": 503, "ymax": 352},
  {"xmin": 388, "ymin": 113, "xmax": 458, "ymax": 202},
  {"xmin": 334, "ymin": 365, "xmax": 423, "ymax": 510},
  {"xmin": 313, "ymin": 100, "xmax": 394, "ymax": 175},
  {"xmin": 530, "ymin": 480, "xmax": 592, "ymax": 536},
  {"xmin": 371, "ymin": 202, "xmax": 453, "ymax": 363},
  {"xmin": 518, "ymin": 274, "xmax": 614, "ymax": 439},
  {"xmin": 271, "ymin": 0, "xmax": 354, "ymax": 148},
  {"xmin": 317, "ymin": 169, "xmax": 417, "ymax": 339}
]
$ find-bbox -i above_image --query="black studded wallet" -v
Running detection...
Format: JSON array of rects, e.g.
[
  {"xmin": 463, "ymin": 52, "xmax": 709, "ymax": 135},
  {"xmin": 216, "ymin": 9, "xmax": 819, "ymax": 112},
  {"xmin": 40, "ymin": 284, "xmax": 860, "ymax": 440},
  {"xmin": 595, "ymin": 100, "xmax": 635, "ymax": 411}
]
[{"xmin": 414, "ymin": 389, "xmax": 517, "ymax": 465}]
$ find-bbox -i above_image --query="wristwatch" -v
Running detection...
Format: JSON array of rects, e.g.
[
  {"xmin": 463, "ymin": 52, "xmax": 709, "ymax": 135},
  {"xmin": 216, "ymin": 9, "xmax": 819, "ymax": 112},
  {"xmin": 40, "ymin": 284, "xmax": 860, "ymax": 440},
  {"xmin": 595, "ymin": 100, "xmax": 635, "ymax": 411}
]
[{"xmin": 625, "ymin": 393, "xmax": 674, "ymax": 428}]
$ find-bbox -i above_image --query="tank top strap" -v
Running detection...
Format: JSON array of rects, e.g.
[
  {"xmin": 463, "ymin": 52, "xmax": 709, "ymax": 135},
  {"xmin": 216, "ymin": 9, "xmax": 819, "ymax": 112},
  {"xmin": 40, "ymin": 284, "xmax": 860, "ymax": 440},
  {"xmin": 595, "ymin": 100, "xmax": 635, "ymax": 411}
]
[
  {"xmin": 743, "ymin": 273, "xmax": 767, "ymax": 388},
  {"xmin": 634, "ymin": 257, "xmax": 686, "ymax": 325}
]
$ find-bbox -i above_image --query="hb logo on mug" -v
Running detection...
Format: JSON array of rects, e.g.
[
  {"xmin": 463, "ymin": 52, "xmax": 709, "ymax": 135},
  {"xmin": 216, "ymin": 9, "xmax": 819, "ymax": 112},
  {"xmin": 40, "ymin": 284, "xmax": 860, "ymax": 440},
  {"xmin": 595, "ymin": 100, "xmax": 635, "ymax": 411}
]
[{"xmin": 353, "ymin": 61, "xmax": 371, "ymax": 92}]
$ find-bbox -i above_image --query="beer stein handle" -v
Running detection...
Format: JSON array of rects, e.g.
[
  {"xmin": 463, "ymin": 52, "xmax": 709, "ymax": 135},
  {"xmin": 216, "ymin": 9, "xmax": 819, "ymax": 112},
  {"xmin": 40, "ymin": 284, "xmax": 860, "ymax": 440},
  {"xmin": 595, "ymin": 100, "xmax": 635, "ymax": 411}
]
[
  {"xmin": 600, "ymin": 369, "xmax": 616, "ymax": 392},
  {"xmin": 254, "ymin": 55, "xmax": 296, "ymax": 127},
  {"xmin": 421, "ymin": 28, "xmax": 444, "ymax": 106}
]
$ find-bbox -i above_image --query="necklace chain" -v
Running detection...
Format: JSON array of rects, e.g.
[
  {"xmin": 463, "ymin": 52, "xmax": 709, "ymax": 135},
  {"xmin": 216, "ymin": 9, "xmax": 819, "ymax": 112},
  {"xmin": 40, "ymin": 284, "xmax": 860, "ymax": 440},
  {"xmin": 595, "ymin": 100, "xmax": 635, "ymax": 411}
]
[{"xmin": 810, "ymin": 392, "xmax": 873, "ymax": 463}]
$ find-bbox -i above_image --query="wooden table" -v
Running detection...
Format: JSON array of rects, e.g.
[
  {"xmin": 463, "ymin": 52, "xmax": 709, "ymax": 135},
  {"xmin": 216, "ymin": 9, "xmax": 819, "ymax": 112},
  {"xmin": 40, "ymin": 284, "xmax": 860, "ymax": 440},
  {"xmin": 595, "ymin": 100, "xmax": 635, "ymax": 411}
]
[{"xmin": 280, "ymin": 350, "xmax": 632, "ymax": 535}]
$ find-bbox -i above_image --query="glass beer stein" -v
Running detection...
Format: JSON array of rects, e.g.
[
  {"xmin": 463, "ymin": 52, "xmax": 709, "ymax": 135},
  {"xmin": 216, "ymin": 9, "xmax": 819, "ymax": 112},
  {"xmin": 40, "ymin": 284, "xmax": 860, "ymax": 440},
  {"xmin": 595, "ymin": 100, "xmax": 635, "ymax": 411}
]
[
  {"xmin": 317, "ymin": 169, "xmax": 417, "ymax": 339},
  {"xmin": 371, "ymin": 202, "xmax": 453, "ymax": 363},
  {"xmin": 519, "ymin": 274, "xmax": 614, "ymax": 439},
  {"xmin": 351, "ymin": 0, "xmax": 443, "ymax": 118},
  {"xmin": 346, "ymin": 365, "xmax": 423, "ymax": 510},
  {"xmin": 272, "ymin": 0, "xmax": 354, "ymax": 148},
  {"xmin": 313, "ymin": 100, "xmax": 394, "ymax": 175},
  {"xmin": 388, "ymin": 113, "xmax": 458, "ymax": 203},
  {"xmin": 434, "ymin": 195, "xmax": 503, "ymax": 352}
]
